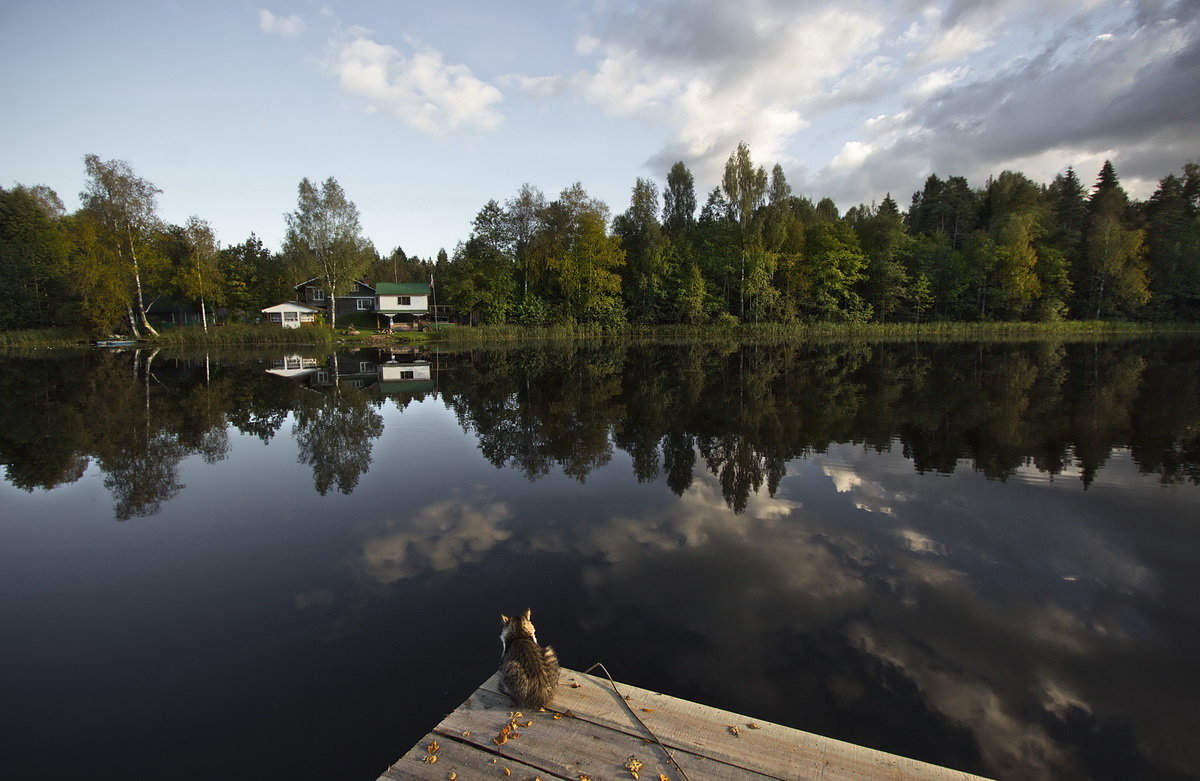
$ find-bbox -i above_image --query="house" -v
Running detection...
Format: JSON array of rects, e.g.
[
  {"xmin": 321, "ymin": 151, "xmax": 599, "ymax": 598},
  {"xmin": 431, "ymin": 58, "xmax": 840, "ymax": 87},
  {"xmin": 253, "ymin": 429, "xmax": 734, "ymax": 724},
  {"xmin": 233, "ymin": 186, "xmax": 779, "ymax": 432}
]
[
  {"xmin": 294, "ymin": 278, "xmax": 377, "ymax": 316},
  {"xmin": 261, "ymin": 302, "xmax": 321, "ymax": 328},
  {"xmin": 375, "ymin": 282, "xmax": 434, "ymax": 330}
]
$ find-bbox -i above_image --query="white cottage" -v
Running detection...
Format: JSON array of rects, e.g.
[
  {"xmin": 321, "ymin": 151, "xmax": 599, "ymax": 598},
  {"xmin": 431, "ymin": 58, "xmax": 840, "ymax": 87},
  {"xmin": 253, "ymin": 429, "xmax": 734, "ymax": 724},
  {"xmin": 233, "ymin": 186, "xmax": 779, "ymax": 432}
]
[{"xmin": 261, "ymin": 302, "xmax": 321, "ymax": 328}]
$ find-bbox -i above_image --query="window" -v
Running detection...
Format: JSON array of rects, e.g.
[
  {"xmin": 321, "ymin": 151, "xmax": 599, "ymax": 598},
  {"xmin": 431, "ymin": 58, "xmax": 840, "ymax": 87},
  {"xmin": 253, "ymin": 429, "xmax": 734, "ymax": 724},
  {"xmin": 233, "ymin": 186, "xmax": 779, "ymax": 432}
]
[
  {"xmin": 400, "ymin": 370, "xmax": 415, "ymax": 380},
  {"xmin": 316, "ymin": 371, "xmax": 329, "ymax": 384},
  {"xmin": 269, "ymin": 312, "xmax": 282, "ymax": 322},
  {"xmin": 398, "ymin": 296, "xmax": 411, "ymax": 306},
  {"xmin": 312, "ymin": 288, "xmax": 325, "ymax": 301},
  {"xmin": 359, "ymin": 361, "xmax": 373, "ymax": 373},
  {"xmin": 357, "ymin": 298, "xmax": 372, "ymax": 310},
  {"xmin": 284, "ymin": 311, "xmax": 299, "ymax": 322}
]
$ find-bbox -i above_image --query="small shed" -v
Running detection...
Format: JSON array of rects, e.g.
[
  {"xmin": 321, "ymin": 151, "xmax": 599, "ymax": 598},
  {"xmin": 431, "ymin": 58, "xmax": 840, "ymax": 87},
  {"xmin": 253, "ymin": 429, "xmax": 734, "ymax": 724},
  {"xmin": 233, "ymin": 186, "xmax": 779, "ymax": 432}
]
[{"xmin": 261, "ymin": 302, "xmax": 321, "ymax": 328}]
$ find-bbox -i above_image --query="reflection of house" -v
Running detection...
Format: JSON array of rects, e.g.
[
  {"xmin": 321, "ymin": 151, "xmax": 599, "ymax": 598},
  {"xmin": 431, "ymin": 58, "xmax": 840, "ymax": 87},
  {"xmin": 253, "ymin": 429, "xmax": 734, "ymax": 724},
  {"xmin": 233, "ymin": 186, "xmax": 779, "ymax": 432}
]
[
  {"xmin": 294, "ymin": 278, "xmax": 376, "ymax": 316},
  {"xmin": 261, "ymin": 302, "xmax": 321, "ymax": 328},
  {"xmin": 265, "ymin": 355, "xmax": 321, "ymax": 378},
  {"xmin": 265, "ymin": 353, "xmax": 380, "ymax": 390},
  {"xmin": 377, "ymin": 348, "xmax": 436, "ymax": 395}
]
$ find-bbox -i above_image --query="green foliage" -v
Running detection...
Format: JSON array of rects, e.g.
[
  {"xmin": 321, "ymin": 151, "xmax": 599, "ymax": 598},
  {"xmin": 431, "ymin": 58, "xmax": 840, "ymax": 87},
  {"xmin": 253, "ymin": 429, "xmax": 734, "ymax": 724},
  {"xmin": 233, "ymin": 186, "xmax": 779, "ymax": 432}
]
[
  {"xmin": 282, "ymin": 176, "xmax": 374, "ymax": 329},
  {"xmin": 6, "ymin": 146, "xmax": 1200, "ymax": 344},
  {"xmin": 0, "ymin": 185, "xmax": 70, "ymax": 329}
]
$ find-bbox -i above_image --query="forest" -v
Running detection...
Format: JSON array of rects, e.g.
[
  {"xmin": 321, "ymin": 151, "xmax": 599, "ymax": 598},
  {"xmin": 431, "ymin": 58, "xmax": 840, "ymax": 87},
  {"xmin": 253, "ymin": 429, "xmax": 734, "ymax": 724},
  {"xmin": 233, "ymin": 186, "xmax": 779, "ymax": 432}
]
[{"xmin": 2, "ymin": 143, "xmax": 1199, "ymax": 335}]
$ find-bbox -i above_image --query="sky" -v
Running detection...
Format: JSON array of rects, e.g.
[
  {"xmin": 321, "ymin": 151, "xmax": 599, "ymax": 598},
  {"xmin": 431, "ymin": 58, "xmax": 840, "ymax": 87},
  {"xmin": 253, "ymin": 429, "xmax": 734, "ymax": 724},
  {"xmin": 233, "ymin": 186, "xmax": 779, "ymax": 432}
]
[{"xmin": 2, "ymin": 0, "xmax": 1198, "ymax": 259}]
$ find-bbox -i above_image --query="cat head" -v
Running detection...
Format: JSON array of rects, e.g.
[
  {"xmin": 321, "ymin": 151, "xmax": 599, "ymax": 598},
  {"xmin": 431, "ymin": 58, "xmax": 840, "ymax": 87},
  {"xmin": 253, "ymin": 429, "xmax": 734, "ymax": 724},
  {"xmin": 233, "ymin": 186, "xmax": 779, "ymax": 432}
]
[{"xmin": 500, "ymin": 608, "xmax": 537, "ymax": 645}]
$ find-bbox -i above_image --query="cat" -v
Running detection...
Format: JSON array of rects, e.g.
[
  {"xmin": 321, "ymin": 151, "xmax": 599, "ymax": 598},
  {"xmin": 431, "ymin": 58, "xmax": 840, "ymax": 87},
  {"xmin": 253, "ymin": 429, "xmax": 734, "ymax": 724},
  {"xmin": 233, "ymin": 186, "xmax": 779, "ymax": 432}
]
[{"xmin": 498, "ymin": 608, "xmax": 560, "ymax": 710}]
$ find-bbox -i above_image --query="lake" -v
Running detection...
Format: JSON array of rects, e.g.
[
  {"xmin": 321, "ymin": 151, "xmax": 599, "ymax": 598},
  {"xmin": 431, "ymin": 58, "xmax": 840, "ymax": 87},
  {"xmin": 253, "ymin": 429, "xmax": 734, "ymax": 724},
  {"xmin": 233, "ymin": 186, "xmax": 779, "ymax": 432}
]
[{"xmin": 1, "ymin": 337, "xmax": 1198, "ymax": 780}]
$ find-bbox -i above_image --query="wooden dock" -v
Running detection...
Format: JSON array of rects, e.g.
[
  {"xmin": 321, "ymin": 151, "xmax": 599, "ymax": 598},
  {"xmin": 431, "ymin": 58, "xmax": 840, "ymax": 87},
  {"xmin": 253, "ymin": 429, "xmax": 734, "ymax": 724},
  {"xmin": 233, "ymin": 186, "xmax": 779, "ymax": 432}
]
[{"xmin": 377, "ymin": 666, "xmax": 989, "ymax": 780}]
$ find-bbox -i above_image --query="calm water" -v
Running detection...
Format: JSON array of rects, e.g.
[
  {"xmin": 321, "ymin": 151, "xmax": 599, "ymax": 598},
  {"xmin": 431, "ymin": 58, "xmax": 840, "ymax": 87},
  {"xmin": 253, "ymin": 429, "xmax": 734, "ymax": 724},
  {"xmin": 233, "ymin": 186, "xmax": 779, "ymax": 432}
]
[{"xmin": 1, "ymin": 338, "xmax": 1199, "ymax": 780}]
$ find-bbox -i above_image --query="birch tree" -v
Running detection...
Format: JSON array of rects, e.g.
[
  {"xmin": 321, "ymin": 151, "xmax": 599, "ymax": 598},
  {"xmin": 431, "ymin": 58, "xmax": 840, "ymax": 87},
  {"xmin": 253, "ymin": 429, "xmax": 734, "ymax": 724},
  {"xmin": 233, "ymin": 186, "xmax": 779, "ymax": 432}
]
[
  {"xmin": 282, "ymin": 177, "xmax": 372, "ymax": 329},
  {"xmin": 80, "ymin": 154, "xmax": 163, "ymax": 335}
]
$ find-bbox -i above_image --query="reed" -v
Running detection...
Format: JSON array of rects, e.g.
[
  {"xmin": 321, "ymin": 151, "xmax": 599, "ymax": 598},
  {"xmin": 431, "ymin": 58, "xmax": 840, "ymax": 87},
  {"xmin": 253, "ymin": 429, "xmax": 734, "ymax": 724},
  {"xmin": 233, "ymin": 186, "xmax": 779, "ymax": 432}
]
[
  {"xmin": 0, "ymin": 327, "xmax": 92, "ymax": 348},
  {"xmin": 147, "ymin": 324, "xmax": 335, "ymax": 346}
]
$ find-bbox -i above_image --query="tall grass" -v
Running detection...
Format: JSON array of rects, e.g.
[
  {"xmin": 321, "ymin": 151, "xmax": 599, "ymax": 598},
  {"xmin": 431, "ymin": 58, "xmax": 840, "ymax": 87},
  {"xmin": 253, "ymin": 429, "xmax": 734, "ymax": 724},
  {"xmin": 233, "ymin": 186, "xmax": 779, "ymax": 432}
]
[
  {"xmin": 437, "ymin": 319, "xmax": 1199, "ymax": 346},
  {"xmin": 148, "ymin": 324, "xmax": 335, "ymax": 346},
  {"xmin": 0, "ymin": 327, "xmax": 92, "ymax": 348}
]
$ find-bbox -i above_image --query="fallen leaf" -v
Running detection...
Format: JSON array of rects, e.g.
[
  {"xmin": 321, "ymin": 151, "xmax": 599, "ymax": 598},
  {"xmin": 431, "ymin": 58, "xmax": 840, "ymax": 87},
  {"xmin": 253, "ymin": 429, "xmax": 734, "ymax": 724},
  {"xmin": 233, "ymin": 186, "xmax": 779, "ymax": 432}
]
[
  {"xmin": 659, "ymin": 775, "xmax": 670, "ymax": 781},
  {"xmin": 448, "ymin": 773, "xmax": 458, "ymax": 780},
  {"xmin": 461, "ymin": 730, "xmax": 472, "ymax": 737},
  {"xmin": 728, "ymin": 725, "xmax": 741, "ymax": 737},
  {"xmin": 427, "ymin": 740, "xmax": 441, "ymax": 754},
  {"xmin": 570, "ymin": 682, "xmax": 582, "ymax": 688},
  {"xmin": 640, "ymin": 708, "xmax": 654, "ymax": 713},
  {"xmin": 523, "ymin": 720, "xmax": 534, "ymax": 727},
  {"xmin": 553, "ymin": 712, "xmax": 564, "ymax": 720},
  {"xmin": 748, "ymin": 723, "xmax": 761, "ymax": 730},
  {"xmin": 503, "ymin": 768, "xmax": 511, "ymax": 777}
]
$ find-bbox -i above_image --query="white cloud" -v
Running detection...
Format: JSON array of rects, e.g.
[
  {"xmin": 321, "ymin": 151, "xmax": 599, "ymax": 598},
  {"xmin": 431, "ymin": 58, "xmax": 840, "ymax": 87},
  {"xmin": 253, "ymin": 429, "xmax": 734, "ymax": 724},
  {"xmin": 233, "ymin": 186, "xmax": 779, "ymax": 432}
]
[
  {"xmin": 259, "ymin": 9, "xmax": 305, "ymax": 37},
  {"xmin": 324, "ymin": 34, "xmax": 503, "ymax": 135},
  {"xmin": 358, "ymin": 492, "xmax": 514, "ymax": 583},
  {"xmin": 575, "ymin": 1, "xmax": 885, "ymax": 179}
]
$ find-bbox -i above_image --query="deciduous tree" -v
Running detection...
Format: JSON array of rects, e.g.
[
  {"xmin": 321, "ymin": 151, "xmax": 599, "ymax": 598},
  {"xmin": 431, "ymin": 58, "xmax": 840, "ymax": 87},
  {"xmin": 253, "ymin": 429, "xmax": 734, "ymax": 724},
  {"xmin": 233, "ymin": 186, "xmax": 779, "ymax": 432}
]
[
  {"xmin": 282, "ymin": 177, "xmax": 373, "ymax": 329},
  {"xmin": 80, "ymin": 154, "xmax": 165, "ymax": 335}
]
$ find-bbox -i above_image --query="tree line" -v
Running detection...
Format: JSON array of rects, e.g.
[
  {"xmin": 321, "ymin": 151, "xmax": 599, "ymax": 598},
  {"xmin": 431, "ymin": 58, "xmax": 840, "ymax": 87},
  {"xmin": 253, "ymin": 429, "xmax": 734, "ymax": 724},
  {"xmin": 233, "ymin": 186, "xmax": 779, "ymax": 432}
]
[{"xmin": 2, "ymin": 146, "xmax": 1198, "ymax": 334}]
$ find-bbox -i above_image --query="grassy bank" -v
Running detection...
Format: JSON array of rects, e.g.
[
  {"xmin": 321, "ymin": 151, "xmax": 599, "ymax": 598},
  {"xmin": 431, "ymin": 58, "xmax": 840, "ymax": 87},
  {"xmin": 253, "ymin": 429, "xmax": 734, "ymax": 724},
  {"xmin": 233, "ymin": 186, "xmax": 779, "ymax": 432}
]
[
  {"xmin": 437, "ymin": 319, "xmax": 1200, "ymax": 345},
  {"xmin": 4, "ymin": 320, "xmax": 1198, "ymax": 350}
]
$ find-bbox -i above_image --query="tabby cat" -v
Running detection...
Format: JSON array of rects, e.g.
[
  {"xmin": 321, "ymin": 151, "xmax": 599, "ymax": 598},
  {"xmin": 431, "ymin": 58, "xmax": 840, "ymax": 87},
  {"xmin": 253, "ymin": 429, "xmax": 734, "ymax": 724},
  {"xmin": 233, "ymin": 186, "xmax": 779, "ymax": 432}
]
[{"xmin": 498, "ymin": 609, "xmax": 560, "ymax": 709}]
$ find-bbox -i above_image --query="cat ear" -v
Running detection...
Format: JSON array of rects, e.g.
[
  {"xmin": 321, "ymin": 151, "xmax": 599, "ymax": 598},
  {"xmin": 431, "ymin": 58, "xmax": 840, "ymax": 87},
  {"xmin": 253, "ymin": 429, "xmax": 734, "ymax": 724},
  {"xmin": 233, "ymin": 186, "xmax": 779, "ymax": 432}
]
[
  {"xmin": 500, "ymin": 613, "xmax": 509, "ymax": 623},
  {"xmin": 522, "ymin": 608, "xmax": 532, "ymax": 620}
]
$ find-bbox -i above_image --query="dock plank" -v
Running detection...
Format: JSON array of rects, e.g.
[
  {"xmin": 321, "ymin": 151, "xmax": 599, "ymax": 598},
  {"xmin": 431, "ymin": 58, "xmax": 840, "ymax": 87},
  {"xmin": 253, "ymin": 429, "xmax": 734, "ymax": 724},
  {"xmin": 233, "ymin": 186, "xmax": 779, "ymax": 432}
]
[{"xmin": 377, "ymin": 667, "xmax": 991, "ymax": 780}]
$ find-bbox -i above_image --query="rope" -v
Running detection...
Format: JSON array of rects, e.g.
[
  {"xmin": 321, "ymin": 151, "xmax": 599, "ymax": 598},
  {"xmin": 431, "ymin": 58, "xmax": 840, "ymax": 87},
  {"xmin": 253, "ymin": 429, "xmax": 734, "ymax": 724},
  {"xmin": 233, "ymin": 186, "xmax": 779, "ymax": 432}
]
[{"xmin": 582, "ymin": 662, "xmax": 694, "ymax": 781}]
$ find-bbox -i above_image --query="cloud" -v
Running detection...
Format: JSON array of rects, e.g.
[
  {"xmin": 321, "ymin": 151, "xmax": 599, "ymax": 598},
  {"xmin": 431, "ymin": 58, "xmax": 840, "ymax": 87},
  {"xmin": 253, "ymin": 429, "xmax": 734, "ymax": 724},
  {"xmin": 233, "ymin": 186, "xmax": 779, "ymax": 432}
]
[
  {"xmin": 568, "ymin": 0, "xmax": 1198, "ymax": 204},
  {"xmin": 358, "ymin": 491, "xmax": 514, "ymax": 583},
  {"xmin": 259, "ymin": 9, "xmax": 305, "ymax": 37},
  {"xmin": 575, "ymin": 0, "xmax": 886, "ymax": 180},
  {"xmin": 324, "ymin": 32, "xmax": 503, "ymax": 135}
]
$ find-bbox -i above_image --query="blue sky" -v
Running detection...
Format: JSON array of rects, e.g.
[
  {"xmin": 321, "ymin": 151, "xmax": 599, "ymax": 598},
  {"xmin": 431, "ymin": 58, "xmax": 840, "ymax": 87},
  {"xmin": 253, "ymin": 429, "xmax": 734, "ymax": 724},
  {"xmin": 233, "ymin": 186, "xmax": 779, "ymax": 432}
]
[{"xmin": 2, "ymin": 0, "xmax": 1198, "ymax": 259}]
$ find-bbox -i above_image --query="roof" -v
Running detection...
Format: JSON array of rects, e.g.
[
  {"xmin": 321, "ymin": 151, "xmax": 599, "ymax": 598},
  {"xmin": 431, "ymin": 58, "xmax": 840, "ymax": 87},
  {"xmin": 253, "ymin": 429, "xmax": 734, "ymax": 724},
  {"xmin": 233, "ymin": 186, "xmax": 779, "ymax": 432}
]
[
  {"xmin": 261, "ymin": 301, "xmax": 322, "ymax": 313},
  {"xmin": 293, "ymin": 278, "xmax": 375, "ymax": 293},
  {"xmin": 376, "ymin": 282, "xmax": 432, "ymax": 296}
]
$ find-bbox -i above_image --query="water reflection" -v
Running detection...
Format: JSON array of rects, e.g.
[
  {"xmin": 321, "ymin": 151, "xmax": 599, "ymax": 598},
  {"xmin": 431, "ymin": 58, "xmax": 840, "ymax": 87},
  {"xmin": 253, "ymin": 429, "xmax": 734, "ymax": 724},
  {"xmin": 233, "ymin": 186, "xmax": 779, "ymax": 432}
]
[
  {"xmin": 1, "ymin": 339, "xmax": 1199, "ymax": 518},
  {"xmin": 2, "ymin": 338, "xmax": 1199, "ymax": 780}
]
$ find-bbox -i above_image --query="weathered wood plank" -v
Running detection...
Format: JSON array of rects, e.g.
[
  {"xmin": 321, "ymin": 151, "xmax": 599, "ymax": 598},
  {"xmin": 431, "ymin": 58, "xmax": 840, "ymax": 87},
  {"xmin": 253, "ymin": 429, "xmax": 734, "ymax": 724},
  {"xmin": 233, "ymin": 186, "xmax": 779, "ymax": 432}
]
[
  {"xmin": 376, "ymin": 667, "xmax": 991, "ymax": 781},
  {"xmin": 433, "ymin": 683, "xmax": 779, "ymax": 780},
  {"xmin": 379, "ymin": 727, "xmax": 564, "ymax": 780},
  {"xmin": 481, "ymin": 669, "xmax": 986, "ymax": 781}
]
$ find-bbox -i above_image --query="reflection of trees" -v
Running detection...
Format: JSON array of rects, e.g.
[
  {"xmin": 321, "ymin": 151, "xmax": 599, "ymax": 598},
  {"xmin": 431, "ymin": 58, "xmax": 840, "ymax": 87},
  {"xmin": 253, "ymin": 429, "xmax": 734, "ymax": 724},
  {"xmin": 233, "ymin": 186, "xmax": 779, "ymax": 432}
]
[
  {"xmin": 440, "ymin": 337, "xmax": 1200, "ymax": 511},
  {"xmin": 0, "ymin": 349, "xmax": 317, "ymax": 518},
  {"xmin": 293, "ymin": 384, "xmax": 384, "ymax": 495},
  {"xmin": 2, "ymin": 338, "xmax": 1199, "ymax": 517}
]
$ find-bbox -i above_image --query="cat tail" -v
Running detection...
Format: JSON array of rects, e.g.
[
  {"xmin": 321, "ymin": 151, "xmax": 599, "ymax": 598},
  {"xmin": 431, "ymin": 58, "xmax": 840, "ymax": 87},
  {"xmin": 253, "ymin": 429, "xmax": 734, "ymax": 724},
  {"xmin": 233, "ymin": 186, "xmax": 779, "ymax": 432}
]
[{"xmin": 542, "ymin": 645, "xmax": 560, "ymax": 681}]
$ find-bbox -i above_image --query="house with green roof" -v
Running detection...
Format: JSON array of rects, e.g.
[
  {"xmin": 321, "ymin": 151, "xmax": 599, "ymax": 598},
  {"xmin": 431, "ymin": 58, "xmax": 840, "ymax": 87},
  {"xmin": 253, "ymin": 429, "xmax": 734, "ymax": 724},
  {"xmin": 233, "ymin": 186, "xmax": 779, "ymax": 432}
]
[{"xmin": 375, "ymin": 282, "xmax": 434, "ymax": 330}]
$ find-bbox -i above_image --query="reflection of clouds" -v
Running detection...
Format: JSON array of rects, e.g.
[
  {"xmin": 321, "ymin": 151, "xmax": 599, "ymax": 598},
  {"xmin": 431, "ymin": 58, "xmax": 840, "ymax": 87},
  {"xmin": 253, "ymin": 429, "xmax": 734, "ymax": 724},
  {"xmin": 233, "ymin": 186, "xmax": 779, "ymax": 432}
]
[
  {"xmin": 359, "ymin": 491, "xmax": 514, "ymax": 583},
  {"xmin": 294, "ymin": 588, "xmax": 334, "ymax": 609},
  {"xmin": 822, "ymin": 462, "xmax": 898, "ymax": 515},
  {"xmin": 512, "ymin": 444, "xmax": 1195, "ymax": 778}
]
